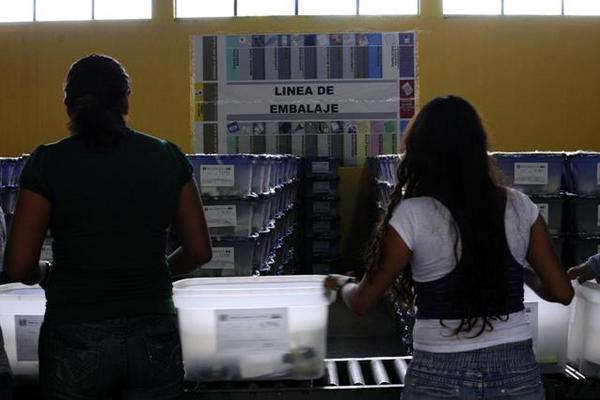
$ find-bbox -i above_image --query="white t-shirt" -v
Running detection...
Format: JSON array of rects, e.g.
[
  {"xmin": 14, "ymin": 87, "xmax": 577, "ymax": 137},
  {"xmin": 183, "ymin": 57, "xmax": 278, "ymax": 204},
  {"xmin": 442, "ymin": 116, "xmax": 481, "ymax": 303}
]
[
  {"xmin": 0, "ymin": 206, "xmax": 5, "ymax": 274},
  {"xmin": 389, "ymin": 188, "xmax": 540, "ymax": 353}
]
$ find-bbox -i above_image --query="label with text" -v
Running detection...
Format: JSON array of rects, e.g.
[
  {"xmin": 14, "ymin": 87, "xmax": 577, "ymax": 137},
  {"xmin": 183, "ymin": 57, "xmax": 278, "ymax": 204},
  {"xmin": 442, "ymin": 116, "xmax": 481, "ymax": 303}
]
[
  {"xmin": 204, "ymin": 205, "xmax": 237, "ymax": 228},
  {"xmin": 216, "ymin": 308, "xmax": 289, "ymax": 353},
  {"xmin": 200, "ymin": 165, "xmax": 235, "ymax": 187},
  {"xmin": 203, "ymin": 247, "xmax": 235, "ymax": 270},
  {"xmin": 514, "ymin": 163, "xmax": 548, "ymax": 185},
  {"xmin": 15, "ymin": 315, "xmax": 43, "ymax": 362}
]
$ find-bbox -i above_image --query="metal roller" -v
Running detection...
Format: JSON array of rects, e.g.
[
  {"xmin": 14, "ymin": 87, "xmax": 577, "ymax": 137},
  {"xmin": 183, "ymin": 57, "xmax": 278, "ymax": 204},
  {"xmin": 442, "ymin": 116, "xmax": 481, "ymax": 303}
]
[
  {"xmin": 347, "ymin": 359, "xmax": 365, "ymax": 385},
  {"xmin": 370, "ymin": 359, "xmax": 390, "ymax": 385},
  {"xmin": 325, "ymin": 360, "xmax": 339, "ymax": 386},
  {"xmin": 394, "ymin": 358, "xmax": 409, "ymax": 384}
]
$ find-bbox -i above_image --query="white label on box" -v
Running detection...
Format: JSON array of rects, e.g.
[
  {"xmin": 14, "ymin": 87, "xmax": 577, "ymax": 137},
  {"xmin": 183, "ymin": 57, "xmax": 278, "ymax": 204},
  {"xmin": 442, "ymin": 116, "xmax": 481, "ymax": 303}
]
[
  {"xmin": 514, "ymin": 163, "xmax": 548, "ymax": 185},
  {"xmin": 40, "ymin": 241, "xmax": 53, "ymax": 262},
  {"xmin": 313, "ymin": 202, "xmax": 331, "ymax": 213},
  {"xmin": 200, "ymin": 165, "xmax": 235, "ymax": 187},
  {"xmin": 312, "ymin": 161, "xmax": 330, "ymax": 174},
  {"xmin": 313, "ymin": 241, "xmax": 331, "ymax": 252},
  {"xmin": 204, "ymin": 205, "xmax": 237, "ymax": 228},
  {"xmin": 524, "ymin": 302, "xmax": 539, "ymax": 356},
  {"xmin": 313, "ymin": 181, "xmax": 331, "ymax": 194},
  {"xmin": 215, "ymin": 308, "xmax": 289, "ymax": 354},
  {"xmin": 597, "ymin": 163, "xmax": 600, "ymax": 185},
  {"xmin": 313, "ymin": 221, "xmax": 331, "ymax": 233},
  {"xmin": 537, "ymin": 203, "xmax": 549, "ymax": 224},
  {"xmin": 202, "ymin": 247, "xmax": 235, "ymax": 270},
  {"xmin": 15, "ymin": 315, "xmax": 43, "ymax": 362}
]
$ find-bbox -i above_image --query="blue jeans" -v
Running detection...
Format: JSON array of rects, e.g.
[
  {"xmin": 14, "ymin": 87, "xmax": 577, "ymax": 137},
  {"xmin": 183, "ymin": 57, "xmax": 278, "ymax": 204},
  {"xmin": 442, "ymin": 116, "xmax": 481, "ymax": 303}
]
[
  {"xmin": 401, "ymin": 340, "xmax": 545, "ymax": 400},
  {"xmin": 39, "ymin": 315, "xmax": 184, "ymax": 400}
]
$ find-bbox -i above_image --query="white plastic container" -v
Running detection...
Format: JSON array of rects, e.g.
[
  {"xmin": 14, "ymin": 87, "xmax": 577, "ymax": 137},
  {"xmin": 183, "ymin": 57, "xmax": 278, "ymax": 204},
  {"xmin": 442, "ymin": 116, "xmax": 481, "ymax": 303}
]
[
  {"xmin": 172, "ymin": 276, "xmax": 336, "ymax": 381},
  {"xmin": 0, "ymin": 284, "xmax": 45, "ymax": 379},
  {"xmin": 567, "ymin": 281, "xmax": 600, "ymax": 378},
  {"xmin": 523, "ymin": 285, "xmax": 570, "ymax": 373}
]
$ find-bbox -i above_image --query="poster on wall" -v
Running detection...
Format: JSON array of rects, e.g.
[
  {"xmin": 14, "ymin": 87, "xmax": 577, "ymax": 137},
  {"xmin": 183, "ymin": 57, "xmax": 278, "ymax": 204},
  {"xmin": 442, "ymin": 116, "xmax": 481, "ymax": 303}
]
[{"xmin": 192, "ymin": 32, "xmax": 417, "ymax": 165}]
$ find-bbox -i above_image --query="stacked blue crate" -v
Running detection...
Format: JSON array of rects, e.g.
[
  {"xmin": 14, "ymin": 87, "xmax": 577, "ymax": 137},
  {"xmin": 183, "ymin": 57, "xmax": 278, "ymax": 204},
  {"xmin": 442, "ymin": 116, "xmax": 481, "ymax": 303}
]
[
  {"xmin": 0, "ymin": 156, "xmax": 53, "ymax": 262},
  {"xmin": 184, "ymin": 154, "xmax": 300, "ymax": 278},
  {"xmin": 492, "ymin": 152, "xmax": 568, "ymax": 262},
  {"xmin": 565, "ymin": 152, "xmax": 600, "ymax": 265},
  {"xmin": 303, "ymin": 157, "xmax": 341, "ymax": 274}
]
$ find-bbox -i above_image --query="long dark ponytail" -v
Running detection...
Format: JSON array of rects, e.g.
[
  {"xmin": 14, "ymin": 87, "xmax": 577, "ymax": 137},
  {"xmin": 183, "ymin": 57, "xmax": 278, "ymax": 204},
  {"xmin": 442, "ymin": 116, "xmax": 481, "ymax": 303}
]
[
  {"xmin": 64, "ymin": 54, "xmax": 130, "ymax": 151},
  {"xmin": 365, "ymin": 95, "xmax": 507, "ymax": 337}
]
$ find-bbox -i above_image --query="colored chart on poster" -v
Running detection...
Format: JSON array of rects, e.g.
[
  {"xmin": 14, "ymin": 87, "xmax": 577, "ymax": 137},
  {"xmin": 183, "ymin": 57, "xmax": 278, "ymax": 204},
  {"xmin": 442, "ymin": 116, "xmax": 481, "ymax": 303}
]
[{"xmin": 192, "ymin": 32, "xmax": 417, "ymax": 165}]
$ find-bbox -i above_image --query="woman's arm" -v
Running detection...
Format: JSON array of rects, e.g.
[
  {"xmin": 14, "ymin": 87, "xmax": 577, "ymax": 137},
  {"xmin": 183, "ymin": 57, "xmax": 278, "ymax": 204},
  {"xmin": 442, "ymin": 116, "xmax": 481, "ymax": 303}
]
[
  {"xmin": 167, "ymin": 180, "xmax": 212, "ymax": 276},
  {"xmin": 5, "ymin": 189, "xmax": 51, "ymax": 285},
  {"xmin": 327, "ymin": 228, "xmax": 411, "ymax": 316},
  {"xmin": 525, "ymin": 215, "xmax": 574, "ymax": 305},
  {"xmin": 567, "ymin": 253, "xmax": 600, "ymax": 284}
]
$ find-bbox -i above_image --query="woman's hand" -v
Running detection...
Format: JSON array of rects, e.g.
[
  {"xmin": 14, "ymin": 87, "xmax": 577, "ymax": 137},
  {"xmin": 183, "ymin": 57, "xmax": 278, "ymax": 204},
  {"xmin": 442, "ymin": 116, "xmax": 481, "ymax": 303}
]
[{"xmin": 567, "ymin": 263, "xmax": 599, "ymax": 284}]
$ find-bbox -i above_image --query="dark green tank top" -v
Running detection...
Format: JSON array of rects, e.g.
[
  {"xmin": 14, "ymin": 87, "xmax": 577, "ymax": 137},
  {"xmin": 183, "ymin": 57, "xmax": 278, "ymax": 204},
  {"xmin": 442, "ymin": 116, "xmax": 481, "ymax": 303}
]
[{"xmin": 19, "ymin": 129, "xmax": 192, "ymax": 322}]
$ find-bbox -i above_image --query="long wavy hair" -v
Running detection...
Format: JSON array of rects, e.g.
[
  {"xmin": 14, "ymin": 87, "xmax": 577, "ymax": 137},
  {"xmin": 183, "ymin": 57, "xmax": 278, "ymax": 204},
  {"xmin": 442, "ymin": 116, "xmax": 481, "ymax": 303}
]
[
  {"xmin": 64, "ymin": 54, "xmax": 130, "ymax": 151},
  {"xmin": 365, "ymin": 95, "xmax": 508, "ymax": 337}
]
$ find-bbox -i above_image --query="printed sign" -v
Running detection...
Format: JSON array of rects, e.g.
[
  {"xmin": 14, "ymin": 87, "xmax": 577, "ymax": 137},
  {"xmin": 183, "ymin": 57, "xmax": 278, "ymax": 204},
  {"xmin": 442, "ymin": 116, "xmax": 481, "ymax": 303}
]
[
  {"xmin": 200, "ymin": 165, "xmax": 235, "ymax": 187},
  {"xmin": 514, "ymin": 163, "xmax": 548, "ymax": 185},
  {"xmin": 537, "ymin": 203, "xmax": 549, "ymax": 224},
  {"xmin": 202, "ymin": 247, "xmax": 235, "ymax": 270},
  {"xmin": 204, "ymin": 205, "xmax": 237, "ymax": 228},
  {"xmin": 15, "ymin": 315, "xmax": 43, "ymax": 361},
  {"xmin": 192, "ymin": 32, "xmax": 417, "ymax": 164},
  {"xmin": 216, "ymin": 308, "xmax": 289, "ymax": 353}
]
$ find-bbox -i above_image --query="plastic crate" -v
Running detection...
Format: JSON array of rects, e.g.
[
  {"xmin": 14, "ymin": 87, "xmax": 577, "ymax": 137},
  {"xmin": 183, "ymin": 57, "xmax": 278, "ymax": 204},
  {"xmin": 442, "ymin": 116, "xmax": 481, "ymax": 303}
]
[
  {"xmin": 0, "ymin": 187, "xmax": 17, "ymax": 214},
  {"xmin": 567, "ymin": 282, "xmax": 600, "ymax": 379},
  {"xmin": 305, "ymin": 217, "xmax": 341, "ymax": 238},
  {"xmin": 568, "ymin": 196, "xmax": 600, "ymax": 235},
  {"xmin": 172, "ymin": 276, "xmax": 336, "ymax": 381},
  {"xmin": 529, "ymin": 195, "xmax": 565, "ymax": 235},
  {"xmin": 568, "ymin": 236, "xmax": 600, "ymax": 265},
  {"xmin": 0, "ymin": 284, "xmax": 45, "ymax": 379},
  {"xmin": 185, "ymin": 234, "xmax": 268, "ymax": 278},
  {"xmin": 305, "ymin": 236, "xmax": 340, "ymax": 258},
  {"xmin": 567, "ymin": 152, "xmax": 600, "ymax": 195},
  {"xmin": 305, "ymin": 197, "xmax": 341, "ymax": 219},
  {"xmin": 203, "ymin": 197, "xmax": 270, "ymax": 238},
  {"xmin": 492, "ymin": 152, "xmax": 565, "ymax": 195},
  {"xmin": 303, "ymin": 178, "xmax": 339, "ymax": 197},
  {"xmin": 304, "ymin": 157, "xmax": 340, "ymax": 179},
  {"xmin": 189, "ymin": 154, "xmax": 254, "ymax": 198},
  {"xmin": 524, "ymin": 285, "xmax": 570, "ymax": 374}
]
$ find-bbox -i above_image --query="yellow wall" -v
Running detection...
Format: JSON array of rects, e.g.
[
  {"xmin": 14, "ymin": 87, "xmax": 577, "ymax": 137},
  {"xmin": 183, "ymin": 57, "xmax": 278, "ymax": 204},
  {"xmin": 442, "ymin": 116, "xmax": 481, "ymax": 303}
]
[
  {"xmin": 2, "ymin": 0, "xmax": 600, "ymax": 156},
  {"xmin": 2, "ymin": 0, "xmax": 599, "ymax": 268}
]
